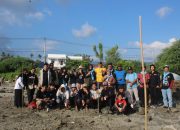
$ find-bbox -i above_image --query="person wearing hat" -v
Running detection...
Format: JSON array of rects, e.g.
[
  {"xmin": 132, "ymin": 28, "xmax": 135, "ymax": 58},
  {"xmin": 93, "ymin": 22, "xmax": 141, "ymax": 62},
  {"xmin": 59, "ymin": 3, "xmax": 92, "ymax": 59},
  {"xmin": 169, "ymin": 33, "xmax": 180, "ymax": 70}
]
[
  {"xmin": 125, "ymin": 66, "xmax": 139, "ymax": 107},
  {"xmin": 161, "ymin": 65, "xmax": 174, "ymax": 109},
  {"xmin": 114, "ymin": 64, "xmax": 126, "ymax": 91}
]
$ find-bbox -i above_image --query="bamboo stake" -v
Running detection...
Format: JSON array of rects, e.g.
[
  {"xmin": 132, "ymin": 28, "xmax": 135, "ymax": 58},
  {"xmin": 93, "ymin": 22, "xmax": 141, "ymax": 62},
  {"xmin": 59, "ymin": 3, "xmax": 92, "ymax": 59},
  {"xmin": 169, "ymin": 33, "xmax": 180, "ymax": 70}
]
[{"xmin": 139, "ymin": 16, "xmax": 148, "ymax": 130}]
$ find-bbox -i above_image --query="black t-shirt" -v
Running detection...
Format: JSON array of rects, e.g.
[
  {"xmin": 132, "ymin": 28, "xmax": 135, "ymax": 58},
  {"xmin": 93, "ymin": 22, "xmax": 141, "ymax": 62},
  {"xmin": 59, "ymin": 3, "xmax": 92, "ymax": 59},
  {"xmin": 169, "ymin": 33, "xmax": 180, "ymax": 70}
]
[
  {"xmin": 149, "ymin": 71, "xmax": 160, "ymax": 87},
  {"xmin": 77, "ymin": 73, "xmax": 85, "ymax": 84},
  {"xmin": 162, "ymin": 73, "xmax": 174, "ymax": 89},
  {"xmin": 28, "ymin": 72, "xmax": 38, "ymax": 86},
  {"xmin": 36, "ymin": 90, "xmax": 47, "ymax": 99}
]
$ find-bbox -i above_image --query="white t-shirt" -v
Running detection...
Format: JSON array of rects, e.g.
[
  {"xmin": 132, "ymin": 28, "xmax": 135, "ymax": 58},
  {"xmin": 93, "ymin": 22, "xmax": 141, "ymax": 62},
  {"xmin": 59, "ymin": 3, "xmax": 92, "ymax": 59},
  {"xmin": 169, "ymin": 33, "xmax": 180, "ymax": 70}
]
[{"xmin": 14, "ymin": 77, "xmax": 24, "ymax": 89}]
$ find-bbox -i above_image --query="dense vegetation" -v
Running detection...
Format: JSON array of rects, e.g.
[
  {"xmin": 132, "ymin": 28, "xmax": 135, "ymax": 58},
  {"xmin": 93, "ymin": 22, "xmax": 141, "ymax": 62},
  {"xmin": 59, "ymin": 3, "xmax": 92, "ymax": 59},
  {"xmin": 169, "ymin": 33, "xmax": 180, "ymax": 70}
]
[{"xmin": 156, "ymin": 40, "xmax": 180, "ymax": 74}]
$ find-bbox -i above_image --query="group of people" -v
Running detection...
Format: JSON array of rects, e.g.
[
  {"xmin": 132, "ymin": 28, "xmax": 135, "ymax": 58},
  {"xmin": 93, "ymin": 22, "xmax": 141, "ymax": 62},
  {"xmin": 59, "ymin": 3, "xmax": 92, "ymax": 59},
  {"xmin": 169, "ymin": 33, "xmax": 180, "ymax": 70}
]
[{"xmin": 14, "ymin": 62, "xmax": 175, "ymax": 114}]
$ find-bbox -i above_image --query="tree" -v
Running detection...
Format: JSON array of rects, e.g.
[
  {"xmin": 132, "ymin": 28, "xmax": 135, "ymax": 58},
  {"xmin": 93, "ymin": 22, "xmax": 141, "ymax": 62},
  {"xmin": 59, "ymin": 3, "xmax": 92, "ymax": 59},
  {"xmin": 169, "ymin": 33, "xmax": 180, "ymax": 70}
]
[
  {"xmin": 105, "ymin": 45, "xmax": 121, "ymax": 65},
  {"xmin": 93, "ymin": 43, "xmax": 103, "ymax": 62},
  {"xmin": 156, "ymin": 40, "xmax": 180, "ymax": 74},
  {"xmin": 30, "ymin": 53, "xmax": 34, "ymax": 59},
  {"xmin": 1, "ymin": 52, "xmax": 6, "ymax": 58},
  {"xmin": 38, "ymin": 54, "xmax": 42, "ymax": 60}
]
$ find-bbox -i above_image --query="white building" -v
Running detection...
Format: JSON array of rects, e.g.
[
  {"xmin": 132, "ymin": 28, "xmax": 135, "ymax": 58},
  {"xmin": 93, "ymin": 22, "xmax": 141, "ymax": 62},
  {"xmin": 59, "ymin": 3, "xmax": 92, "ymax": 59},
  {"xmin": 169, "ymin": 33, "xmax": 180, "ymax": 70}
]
[{"xmin": 47, "ymin": 54, "xmax": 83, "ymax": 68}]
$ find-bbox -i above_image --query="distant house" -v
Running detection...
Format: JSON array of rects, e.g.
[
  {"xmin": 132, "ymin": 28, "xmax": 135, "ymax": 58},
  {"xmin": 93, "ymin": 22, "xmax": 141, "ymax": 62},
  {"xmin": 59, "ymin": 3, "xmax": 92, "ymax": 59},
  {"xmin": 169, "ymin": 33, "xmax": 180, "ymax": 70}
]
[{"xmin": 47, "ymin": 54, "xmax": 83, "ymax": 69}]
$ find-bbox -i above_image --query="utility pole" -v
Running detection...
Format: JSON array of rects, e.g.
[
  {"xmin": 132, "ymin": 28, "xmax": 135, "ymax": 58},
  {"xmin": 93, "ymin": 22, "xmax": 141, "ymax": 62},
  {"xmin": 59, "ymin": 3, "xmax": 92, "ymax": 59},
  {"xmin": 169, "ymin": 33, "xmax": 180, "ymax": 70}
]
[{"xmin": 44, "ymin": 37, "xmax": 47, "ymax": 63}]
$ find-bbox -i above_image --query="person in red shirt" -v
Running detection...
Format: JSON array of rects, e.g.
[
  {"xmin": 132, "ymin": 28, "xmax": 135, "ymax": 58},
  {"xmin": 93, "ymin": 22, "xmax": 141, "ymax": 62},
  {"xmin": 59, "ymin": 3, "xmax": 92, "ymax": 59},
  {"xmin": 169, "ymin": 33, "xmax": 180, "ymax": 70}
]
[
  {"xmin": 137, "ymin": 66, "xmax": 150, "ymax": 107},
  {"xmin": 113, "ymin": 93, "xmax": 127, "ymax": 114}
]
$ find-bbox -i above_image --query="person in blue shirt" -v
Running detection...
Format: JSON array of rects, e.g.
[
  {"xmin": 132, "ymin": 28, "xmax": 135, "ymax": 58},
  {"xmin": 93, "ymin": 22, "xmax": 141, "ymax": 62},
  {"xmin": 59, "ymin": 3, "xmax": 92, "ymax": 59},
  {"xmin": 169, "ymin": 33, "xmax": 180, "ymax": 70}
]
[
  {"xmin": 114, "ymin": 64, "xmax": 126, "ymax": 91},
  {"xmin": 125, "ymin": 66, "xmax": 139, "ymax": 106}
]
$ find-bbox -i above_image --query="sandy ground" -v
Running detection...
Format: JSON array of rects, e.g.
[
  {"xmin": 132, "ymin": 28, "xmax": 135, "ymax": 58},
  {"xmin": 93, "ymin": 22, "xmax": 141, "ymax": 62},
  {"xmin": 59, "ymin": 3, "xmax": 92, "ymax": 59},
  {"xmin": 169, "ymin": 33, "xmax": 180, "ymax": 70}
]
[{"xmin": 0, "ymin": 82, "xmax": 180, "ymax": 130}]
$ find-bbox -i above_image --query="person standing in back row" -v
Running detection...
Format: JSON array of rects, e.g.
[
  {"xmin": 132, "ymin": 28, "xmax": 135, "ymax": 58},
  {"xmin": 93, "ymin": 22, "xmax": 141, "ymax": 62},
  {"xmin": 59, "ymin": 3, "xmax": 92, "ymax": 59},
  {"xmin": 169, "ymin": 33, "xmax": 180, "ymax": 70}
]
[
  {"xmin": 114, "ymin": 64, "xmax": 126, "ymax": 91},
  {"xmin": 27, "ymin": 67, "xmax": 38, "ymax": 104},
  {"xmin": 161, "ymin": 65, "xmax": 174, "ymax": 109},
  {"xmin": 95, "ymin": 62, "xmax": 107, "ymax": 87},
  {"xmin": 149, "ymin": 64, "xmax": 161, "ymax": 108}
]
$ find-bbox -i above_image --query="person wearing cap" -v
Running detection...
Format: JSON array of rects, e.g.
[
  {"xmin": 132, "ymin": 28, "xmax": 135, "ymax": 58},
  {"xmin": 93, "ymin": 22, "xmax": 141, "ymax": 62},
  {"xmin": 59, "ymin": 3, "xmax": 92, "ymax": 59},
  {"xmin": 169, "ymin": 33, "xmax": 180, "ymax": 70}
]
[
  {"xmin": 125, "ymin": 66, "xmax": 139, "ymax": 107},
  {"xmin": 95, "ymin": 62, "xmax": 107, "ymax": 87},
  {"xmin": 137, "ymin": 66, "xmax": 150, "ymax": 107},
  {"xmin": 56, "ymin": 84, "xmax": 70, "ymax": 109},
  {"xmin": 114, "ymin": 64, "xmax": 126, "ymax": 91},
  {"xmin": 149, "ymin": 64, "xmax": 161, "ymax": 108},
  {"xmin": 161, "ymin": 65, "xmax": 174, "ymax": 109}
]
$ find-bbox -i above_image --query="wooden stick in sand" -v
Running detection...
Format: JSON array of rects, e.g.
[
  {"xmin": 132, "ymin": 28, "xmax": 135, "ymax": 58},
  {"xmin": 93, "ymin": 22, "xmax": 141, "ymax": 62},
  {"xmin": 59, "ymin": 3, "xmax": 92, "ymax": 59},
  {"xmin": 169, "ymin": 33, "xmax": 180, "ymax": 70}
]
[{"xmin": 139, "ymin": 16, "xmax": 148, "ymax": 130}]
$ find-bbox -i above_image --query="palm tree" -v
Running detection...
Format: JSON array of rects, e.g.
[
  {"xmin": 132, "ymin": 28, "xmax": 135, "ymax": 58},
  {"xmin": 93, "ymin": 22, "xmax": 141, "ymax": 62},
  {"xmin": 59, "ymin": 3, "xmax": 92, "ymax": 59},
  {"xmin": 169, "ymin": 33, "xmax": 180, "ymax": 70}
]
[
  {"xmin": 93, "ymin": 42, "xmax": 103, "ymax": 62},
  {"xmin": 38, "ymin": 54, "xmax": 42, "ymax": 60}
]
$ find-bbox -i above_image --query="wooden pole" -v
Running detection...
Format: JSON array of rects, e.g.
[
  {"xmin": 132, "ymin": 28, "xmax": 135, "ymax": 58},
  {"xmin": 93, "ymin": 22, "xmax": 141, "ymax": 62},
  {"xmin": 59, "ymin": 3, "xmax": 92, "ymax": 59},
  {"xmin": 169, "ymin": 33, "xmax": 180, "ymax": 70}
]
[{"xmin": 139, "ymin": 16, "xmax": 148, "ymax": 130}]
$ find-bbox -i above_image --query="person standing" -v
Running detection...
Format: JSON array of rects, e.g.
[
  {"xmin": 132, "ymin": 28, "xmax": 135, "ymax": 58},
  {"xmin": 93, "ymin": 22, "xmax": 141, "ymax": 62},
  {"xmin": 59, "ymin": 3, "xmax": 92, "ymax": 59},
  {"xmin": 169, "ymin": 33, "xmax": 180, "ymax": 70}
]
[
  {"xmin": 137, "ymin": 66, "xmax": 150, "ymax": 107},
  {"xmin": 14, "ymin": 74, "xmax": 24, "ymax": 108},
  {"xmin": 149, "ymin": 64, "xmax": 161, "ymax": 107},
  {"xmin": 27, "ymin": 67, "xmax": 38, "ymax": 104},
  {"xmin": 125, "ymin": 67, "xmax": 139, "ymax": 106},
  {"xmin": 85, "ymin": 64, "xmax": 96, "ymax": 88},
  {"xmin": 39, "ymin": 63, "xmax": 49, "ymax": 88},
  {"xmin": 161, "ymin": 65, "xmax": 174, "ymax": 109},
  {"xmin": 114, "ymin": 64, "xmax": 126, "ymax": 91},
  {"xmin": 95, "ymin": 62, "xmax": 107, "ymax": 87}
]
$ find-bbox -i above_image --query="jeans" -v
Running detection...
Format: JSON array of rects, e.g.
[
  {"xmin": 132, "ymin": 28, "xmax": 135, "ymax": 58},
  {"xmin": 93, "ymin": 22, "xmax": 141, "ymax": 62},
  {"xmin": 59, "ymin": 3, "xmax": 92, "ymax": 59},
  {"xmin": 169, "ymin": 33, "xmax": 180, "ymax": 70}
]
[{"xmin": 161, "ymin": 88, "xmax": 172, "ymax": 108}]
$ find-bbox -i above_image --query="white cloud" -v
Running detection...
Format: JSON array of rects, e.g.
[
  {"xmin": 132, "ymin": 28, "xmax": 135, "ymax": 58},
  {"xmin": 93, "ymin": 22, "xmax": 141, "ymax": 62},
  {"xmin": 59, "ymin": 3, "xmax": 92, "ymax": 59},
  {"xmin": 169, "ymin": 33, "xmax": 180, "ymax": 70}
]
[
  {"xmin": 128, "ymin": 38, "xmax": 177, "ymax": 62},
  {"xmin": 26, "ymin": 12, "xmax": 45, "ymax": 20},
  {"xmin": 156, "ymin": 7, "xmax": 172, "ymax": 18},
  {"xmin": 72, "ymin": 23, "xmax": 97, "ymax": 38},
  {"xmin": 0, "ymin": 0, "xmax": 52, "ymax": 28}
]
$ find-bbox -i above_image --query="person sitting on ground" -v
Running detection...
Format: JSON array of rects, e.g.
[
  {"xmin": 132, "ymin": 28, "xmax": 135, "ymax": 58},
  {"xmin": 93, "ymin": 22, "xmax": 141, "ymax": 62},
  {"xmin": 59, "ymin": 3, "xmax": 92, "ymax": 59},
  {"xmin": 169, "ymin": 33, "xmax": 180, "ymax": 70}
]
[
  {"xmin": 81, "ymin": 84, "xmax": 91, "ymax": 111},
  {"xmin": 90, "ymin": 83, "xmax": 100, "ymax": 109},
  {"xmin": 56, "ymin": 84, "xmax": 70, "ymax": 109},
  {"xmin": 112, "ymin": 93, "xmax": 127, "ymax": 115},
  {"xmin": 100, "ymin": 84, "xmax": 115, "ymax": 113},
  {"xmin": 36, "ymin": 86, "xmax": 49, "ymax": 110},
  {"xmin": 46, "ymin": 84, "xmax": 56, "ymax": 110},
  {"xmin": 69, "ymin": 83, "xmax": 78, "ymax": 109}
]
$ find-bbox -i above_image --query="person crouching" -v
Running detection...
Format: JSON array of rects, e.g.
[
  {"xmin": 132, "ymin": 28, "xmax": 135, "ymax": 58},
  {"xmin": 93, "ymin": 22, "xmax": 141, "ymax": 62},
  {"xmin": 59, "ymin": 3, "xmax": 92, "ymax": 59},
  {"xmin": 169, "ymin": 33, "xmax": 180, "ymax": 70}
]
[
  {"xmin": 112, "ymin": 93, "xmax": 127, "ymax": 115},
  {"xmin": 56, "ymin": 84, "xmax": 70, "ymax": 109}
]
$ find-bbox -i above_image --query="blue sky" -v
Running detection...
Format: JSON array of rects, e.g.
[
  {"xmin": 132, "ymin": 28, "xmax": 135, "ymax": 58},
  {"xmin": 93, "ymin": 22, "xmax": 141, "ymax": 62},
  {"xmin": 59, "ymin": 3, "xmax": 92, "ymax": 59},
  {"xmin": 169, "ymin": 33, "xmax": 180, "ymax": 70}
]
[{"xmin": 0, "ymin": 0, "xmax": 179, "ymax": 61}]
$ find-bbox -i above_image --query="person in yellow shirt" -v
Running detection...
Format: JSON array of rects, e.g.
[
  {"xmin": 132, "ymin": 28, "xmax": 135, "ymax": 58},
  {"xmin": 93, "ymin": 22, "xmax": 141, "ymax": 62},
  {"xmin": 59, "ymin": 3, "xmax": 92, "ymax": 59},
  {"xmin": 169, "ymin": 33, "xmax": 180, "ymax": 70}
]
[{"xmin": 95, "ymin": 62, "xmax": 107, "ymax": 85}]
